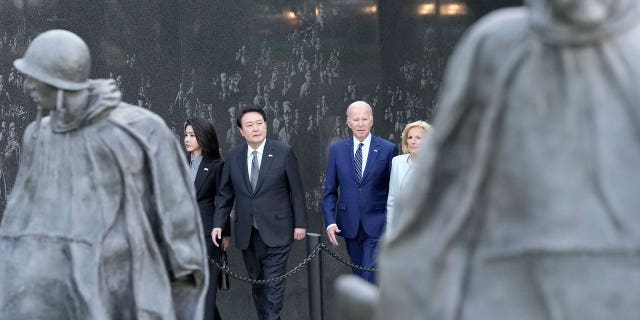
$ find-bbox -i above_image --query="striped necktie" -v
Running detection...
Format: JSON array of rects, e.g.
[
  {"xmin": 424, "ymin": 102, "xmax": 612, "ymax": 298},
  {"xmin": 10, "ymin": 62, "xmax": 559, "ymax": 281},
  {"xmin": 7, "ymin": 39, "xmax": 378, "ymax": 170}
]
[{"xmin": 354, "ymin": 142, "xmax": 363, "ymax": 183}]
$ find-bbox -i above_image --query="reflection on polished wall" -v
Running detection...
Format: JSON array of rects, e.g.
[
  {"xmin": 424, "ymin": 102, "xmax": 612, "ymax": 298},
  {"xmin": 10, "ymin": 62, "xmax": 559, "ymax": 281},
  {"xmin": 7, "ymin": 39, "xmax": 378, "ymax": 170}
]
[{"xmin": 0, "ymin": 0, "xmax": 519, "ymax": 318}]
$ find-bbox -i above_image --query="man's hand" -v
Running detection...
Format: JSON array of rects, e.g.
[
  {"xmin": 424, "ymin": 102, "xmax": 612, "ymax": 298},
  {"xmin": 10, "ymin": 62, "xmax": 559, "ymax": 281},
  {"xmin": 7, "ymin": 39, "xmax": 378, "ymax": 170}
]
[
  {"xmin": 211, "ymin": 228, "xmax": 222, "ymax": 247},
  {"xmin": 326, "ymin": 225, "xmax": 341, "ymax": 246},
  {"xmin": 293, "ymin": 228, "xmax": 306, "ymax": 240}
]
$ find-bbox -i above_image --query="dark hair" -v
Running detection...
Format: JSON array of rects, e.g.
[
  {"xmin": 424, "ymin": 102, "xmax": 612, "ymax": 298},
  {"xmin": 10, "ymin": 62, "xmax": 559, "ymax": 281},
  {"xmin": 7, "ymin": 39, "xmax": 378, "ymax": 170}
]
[
  {"xmin": 184, "ymin": 118, "xmax": 221, "ymax": 161},
  {"xmin": 237, "ymin": 105, "xmax": 267, "ymax": 128}
]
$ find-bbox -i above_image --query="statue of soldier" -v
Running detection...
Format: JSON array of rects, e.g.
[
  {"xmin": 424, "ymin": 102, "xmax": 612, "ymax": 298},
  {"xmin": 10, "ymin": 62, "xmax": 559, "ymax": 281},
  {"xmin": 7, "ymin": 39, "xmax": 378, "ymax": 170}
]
[
  {"xmin": 0, "ymin": 29, "xmax": 208, "ymax": 319},
  {"xmin": 374, "ymin": 0, "xmax": 640, "ymax": 319}
]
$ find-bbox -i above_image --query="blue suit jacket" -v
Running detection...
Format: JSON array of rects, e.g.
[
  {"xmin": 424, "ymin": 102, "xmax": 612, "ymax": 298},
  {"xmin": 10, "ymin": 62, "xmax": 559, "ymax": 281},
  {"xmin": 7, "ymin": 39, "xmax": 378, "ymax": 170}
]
[{"xmin": 322, "ymin": 135, "xmax": 398, "ymax": 239}]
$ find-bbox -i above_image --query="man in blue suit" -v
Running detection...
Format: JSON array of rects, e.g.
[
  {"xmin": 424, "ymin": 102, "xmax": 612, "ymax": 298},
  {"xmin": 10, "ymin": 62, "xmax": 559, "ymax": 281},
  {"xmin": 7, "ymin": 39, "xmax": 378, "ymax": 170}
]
[{"xmin": 322, "ymin": 101, "xmax": 398, "ymax": 283}]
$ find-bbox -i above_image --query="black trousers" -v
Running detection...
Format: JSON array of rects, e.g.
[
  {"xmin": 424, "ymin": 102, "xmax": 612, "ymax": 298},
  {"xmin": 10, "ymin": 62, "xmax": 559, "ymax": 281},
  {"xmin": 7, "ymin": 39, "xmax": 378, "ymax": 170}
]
[{"xmin": 242, "ymin": 228, "xmax": 291, "ymax": 320}]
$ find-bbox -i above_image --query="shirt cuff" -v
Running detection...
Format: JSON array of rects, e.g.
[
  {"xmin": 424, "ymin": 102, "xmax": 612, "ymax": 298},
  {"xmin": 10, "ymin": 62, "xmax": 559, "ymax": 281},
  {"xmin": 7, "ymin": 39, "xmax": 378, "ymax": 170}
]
[{"xmin": 326, "ymin": 223, "xmax": 337, "ymax": 231}]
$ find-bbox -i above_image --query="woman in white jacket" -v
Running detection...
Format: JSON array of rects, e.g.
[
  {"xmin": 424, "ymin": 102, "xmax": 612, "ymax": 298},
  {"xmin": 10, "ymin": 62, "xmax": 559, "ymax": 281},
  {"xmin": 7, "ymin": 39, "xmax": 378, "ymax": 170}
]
[{"xmin": 385, "ymin": 120, "xmax": 431, "ymax": 237}]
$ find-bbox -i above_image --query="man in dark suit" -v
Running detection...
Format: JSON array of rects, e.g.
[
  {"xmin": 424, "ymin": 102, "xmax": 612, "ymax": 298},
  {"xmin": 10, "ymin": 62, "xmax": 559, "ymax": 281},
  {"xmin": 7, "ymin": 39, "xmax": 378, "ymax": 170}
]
[
  {"xmin": 212, "ymin": 106, "xmax": 307, "ymax": 320},
  {"xmin": 322, "ymin": 101, "xmax": 398, "ymax": 284}
]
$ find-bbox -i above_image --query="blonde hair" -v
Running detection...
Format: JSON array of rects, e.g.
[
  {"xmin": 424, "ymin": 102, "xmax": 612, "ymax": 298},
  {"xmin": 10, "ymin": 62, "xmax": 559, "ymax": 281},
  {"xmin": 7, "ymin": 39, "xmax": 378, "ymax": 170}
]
[{"xmin": 401, "ymin": 120, "xmax": 432, "ymax": 154}]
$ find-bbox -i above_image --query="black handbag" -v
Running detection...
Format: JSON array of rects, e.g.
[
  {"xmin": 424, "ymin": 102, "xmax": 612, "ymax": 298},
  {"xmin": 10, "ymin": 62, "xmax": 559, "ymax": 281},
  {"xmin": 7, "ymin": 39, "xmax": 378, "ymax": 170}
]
[{"xmin": 217, "ymin": 251, "xmax": 230, "ymax": 291}]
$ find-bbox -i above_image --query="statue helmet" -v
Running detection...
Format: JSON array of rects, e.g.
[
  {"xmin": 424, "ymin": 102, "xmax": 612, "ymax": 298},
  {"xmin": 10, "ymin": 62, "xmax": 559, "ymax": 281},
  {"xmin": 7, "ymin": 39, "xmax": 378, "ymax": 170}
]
[{"xmin": 14, "ymin": 29, "xmax": 91, "ymax": 91}]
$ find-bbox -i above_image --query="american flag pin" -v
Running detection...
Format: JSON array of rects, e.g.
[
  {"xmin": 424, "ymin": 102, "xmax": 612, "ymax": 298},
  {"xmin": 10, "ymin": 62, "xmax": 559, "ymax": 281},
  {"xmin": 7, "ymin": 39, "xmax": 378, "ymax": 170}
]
[
  {"xmin": 204, "ymin": 168, "xmax": 209, "ymax": 171},
  {"xmin": 268, "ymin": 154, "xmax": 274, "ymax": 158}
]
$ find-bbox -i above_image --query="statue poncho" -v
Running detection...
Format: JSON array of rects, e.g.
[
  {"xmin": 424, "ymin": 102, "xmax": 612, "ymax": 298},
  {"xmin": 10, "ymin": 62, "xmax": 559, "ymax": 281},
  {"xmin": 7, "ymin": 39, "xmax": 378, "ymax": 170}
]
[
  {"xmin": 0, "ymin": 79, "xmax": 207, "ymax": 319},
  {"xmin": 377, "ymin": 0, "xmax": 640, "ymax": 319}
]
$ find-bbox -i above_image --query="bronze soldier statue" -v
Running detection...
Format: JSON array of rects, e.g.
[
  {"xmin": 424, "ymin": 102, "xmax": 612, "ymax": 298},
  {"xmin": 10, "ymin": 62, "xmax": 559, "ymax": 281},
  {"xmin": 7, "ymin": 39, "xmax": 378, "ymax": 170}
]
[
  {"xmin": 0, "ymin": 29, "xmax": 207, "ymax": 320},
  {"xmin": 338, "ymin": 1, "xmax": 640, "ymax": 319}
]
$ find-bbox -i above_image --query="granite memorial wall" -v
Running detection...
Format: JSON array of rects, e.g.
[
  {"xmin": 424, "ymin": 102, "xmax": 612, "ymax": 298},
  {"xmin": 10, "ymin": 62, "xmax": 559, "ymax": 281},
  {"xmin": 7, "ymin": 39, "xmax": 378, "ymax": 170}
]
[{"xmin": 0, "ymin": 0, "xmax": 518, "ymax": 318}]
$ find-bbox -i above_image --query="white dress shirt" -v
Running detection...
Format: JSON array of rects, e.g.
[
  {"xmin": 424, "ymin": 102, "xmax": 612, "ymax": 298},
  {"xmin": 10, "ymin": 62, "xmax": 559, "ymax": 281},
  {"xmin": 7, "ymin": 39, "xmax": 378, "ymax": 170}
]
[{"xmin": 247, "ymin": 139, "xmax": 266, "ymax": 178}]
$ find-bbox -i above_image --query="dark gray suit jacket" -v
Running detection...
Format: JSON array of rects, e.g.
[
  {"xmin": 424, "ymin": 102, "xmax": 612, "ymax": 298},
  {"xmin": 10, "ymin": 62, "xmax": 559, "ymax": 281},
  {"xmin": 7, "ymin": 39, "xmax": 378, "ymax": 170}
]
[{"xmin": 214, "ymin": 139, "xmax": 307, "ymax": 250}]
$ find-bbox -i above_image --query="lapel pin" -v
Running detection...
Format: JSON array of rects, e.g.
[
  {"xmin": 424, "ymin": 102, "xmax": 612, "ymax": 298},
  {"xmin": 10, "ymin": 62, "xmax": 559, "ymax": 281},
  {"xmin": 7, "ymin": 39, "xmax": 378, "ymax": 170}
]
[
  {"xmin": 268, "ymin": 154, "xmax": 273, "ymax": 158},
  {"xmin": 204, "ymin": 168, "xmax": 209, "ymax": 171},
  {"xmin": 374, "ymin": 149, "xmax": 378, "ymax": 152}
]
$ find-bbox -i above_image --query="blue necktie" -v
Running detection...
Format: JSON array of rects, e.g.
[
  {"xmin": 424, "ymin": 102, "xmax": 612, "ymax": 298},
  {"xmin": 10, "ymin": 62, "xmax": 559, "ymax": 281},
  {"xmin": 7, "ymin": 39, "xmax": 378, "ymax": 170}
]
[{"xmin": 354, "ymin": 142, "xmax": 363, "ymax": 183}]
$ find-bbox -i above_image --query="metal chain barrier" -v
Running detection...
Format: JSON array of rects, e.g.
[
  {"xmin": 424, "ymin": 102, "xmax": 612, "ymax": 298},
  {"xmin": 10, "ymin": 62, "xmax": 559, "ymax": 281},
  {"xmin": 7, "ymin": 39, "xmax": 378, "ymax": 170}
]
[
  {"xmin": 209, "ymin": 243, "xmax": 323, "ymax": 285},
  {"xmin": 209, "ymin": 241, "xmax": 376, "ymax": 286},
  {"xmin": 318, "ymin": 244, "xmax": 376, "ymax": 272}
]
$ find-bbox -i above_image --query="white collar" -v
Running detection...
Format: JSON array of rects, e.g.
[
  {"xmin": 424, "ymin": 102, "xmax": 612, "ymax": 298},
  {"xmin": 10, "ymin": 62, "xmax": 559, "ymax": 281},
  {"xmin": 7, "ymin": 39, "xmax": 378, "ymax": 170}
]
[
  {"xmin": 247, "ymin": 139, "xmax": 266, "ymax": 157},
  {"xmin": 353, "ymin": 133, "xmax": 372, "ymax": 147}
]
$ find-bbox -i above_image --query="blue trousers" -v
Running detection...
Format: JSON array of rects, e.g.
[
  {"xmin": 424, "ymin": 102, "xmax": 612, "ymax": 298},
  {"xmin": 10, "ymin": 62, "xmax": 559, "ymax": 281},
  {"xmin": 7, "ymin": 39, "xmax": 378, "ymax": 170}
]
[{"xmin": 344, "ymin": 224, "xmax": 379, "ymax": 284}]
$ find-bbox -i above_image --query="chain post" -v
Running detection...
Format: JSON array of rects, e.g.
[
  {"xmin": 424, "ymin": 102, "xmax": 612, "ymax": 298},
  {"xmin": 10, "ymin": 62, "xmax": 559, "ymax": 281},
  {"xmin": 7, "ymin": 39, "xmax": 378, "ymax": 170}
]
[{"xmin": 306, "ymin": 233, "xmax": 323, "ymax": 320}]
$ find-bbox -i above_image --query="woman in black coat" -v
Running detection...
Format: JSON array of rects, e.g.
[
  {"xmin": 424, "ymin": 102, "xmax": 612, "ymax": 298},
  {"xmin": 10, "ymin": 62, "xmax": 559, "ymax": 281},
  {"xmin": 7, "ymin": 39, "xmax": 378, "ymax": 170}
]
[{"xmin": 184, "ymin": 118, "xmax": 229, "ymax": 320}]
